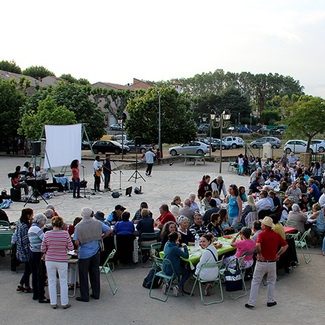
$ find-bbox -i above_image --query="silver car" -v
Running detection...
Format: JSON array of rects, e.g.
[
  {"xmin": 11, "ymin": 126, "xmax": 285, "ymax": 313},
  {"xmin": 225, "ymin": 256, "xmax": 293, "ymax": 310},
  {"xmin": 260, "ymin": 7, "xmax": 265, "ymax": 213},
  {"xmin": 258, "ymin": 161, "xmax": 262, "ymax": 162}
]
[
  {"xmin": 169, "ymin": 141, "xmax": 209, "ymax": 156},
  {"xmin": 250, "ymin": 137, "xmax": 281, "ymax": 149}
]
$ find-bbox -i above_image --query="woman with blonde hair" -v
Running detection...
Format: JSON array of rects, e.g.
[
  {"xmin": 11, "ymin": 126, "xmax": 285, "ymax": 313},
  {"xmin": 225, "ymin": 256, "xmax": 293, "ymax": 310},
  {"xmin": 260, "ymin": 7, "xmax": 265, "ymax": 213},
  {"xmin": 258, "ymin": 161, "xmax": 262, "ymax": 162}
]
[
  {"xmin": 170, "ymin": 195, "xmax": 183, "ymax": 217},
  {"xmin": 241, "ymin": 195, "xmax": 257, "ymax": 226}
]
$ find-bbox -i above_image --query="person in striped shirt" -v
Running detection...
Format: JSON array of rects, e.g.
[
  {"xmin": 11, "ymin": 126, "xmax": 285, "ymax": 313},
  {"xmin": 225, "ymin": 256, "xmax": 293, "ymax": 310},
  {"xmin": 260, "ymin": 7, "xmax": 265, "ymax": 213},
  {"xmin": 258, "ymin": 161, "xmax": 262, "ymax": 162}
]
[{"xmin": 41, "ymin": 216, "xmax": 74, "ymax": 309}]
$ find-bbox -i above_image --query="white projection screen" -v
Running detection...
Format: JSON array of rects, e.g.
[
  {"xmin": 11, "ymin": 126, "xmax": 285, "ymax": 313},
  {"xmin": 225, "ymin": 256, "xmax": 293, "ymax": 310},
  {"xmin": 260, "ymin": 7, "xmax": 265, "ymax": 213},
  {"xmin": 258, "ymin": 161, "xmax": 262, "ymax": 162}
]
[{"xmin": 43, "ymin": 124, "xmax": 82, "ymax": 168}]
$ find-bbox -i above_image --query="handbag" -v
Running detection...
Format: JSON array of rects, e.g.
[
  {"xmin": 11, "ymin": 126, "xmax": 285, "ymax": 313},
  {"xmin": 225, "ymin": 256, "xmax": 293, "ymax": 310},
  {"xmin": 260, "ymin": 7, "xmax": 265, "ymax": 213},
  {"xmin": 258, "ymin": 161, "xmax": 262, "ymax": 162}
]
[{"xmin": 224, "ymin": 259, "xmax": 243, "ymax": 292}]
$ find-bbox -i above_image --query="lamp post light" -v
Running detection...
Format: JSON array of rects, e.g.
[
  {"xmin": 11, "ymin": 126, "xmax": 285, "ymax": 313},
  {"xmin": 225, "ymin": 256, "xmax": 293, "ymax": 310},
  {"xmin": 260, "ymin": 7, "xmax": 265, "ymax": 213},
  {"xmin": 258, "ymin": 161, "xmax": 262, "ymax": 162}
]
[
  {"xmin": 250, "ymin": 112, "xmax": 253, "ymax": 130},
  {"xmin": 210, "ymin": 111, "xmax": 231, "ymax": 173}
]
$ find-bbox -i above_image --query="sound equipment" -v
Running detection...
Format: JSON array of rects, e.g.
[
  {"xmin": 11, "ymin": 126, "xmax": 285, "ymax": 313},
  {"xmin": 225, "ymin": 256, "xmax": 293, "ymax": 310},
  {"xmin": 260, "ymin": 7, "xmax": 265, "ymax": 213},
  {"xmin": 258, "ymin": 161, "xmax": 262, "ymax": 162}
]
[
  {"xmin": 31, "ymin": 141, "xmax": 41, "ymax": 156},
  {"xmin": 10, "ymin": 188, "xmax": 21, "ymax": 202}
]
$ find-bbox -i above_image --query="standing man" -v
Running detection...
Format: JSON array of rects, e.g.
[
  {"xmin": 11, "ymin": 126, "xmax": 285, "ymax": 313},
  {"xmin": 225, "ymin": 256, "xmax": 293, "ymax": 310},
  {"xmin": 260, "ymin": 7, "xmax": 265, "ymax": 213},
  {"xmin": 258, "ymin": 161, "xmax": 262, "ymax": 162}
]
[
  {"xmin": 93, "ymin": 155, "xmax": 102, "ymax": 192},
  {"xmin": 245, "ymin": 216, "xmax": 288, "ymax": 309},
  {"xmin": 145, "ymin": 148, "xmax": 156, "ymax": 177},
  {"xmin": 102, "ymin": 154, "xmax": 112, "ymax": 191},
  {"xmin": 74, "ymin": 208, "xmax": 112, "ymax": 302}
]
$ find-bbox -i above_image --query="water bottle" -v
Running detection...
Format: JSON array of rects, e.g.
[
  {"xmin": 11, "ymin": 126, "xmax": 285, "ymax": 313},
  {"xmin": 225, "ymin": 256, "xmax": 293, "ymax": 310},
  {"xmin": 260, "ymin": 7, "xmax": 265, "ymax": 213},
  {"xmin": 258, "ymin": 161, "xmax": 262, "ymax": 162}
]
[
  {"xmin": 195, "ymin": 233, "xmax": 200, "ymax": 248},
  {"xmin": 200, "ymin": 201, "xmax": 205, "ymax": 214}
]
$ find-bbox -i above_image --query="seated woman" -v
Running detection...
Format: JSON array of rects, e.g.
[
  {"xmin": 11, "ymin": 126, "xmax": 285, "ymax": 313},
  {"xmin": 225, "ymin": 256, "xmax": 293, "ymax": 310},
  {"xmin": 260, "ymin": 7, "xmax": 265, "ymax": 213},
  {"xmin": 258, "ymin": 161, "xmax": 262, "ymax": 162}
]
[
  {"xmin": 279, "ymin": 198, "xmax": 293, "ymax": 223},
  {"xmin": 240, "ymin": 195, "xmax": 257, "ymax": 226},
  {"xmin": 170, "ymin": 196, "xmax": 183, "ymax": 218},
  {"xmin": 195, "ymin": 233, "xmax": 220, "ymax": 296},
  {"xmin": 160, "ymin": 221, "xmax": 177, "ymax": 251},
  {"xmin": 136, "ymin": 208, "xmax": 154, "ymax": 236},
  {"xmin": 239, "ymin": 186, "xmax": 247, "ymax": 203},
  {"xmin": 270, "ymin": 214, "xmax": 285, "ymax": 239},
  {"xmin": 207, "ymin": 213, "xmax": 223, "ymax": 237},
  {"xmin": 219, "ymin": 208, "xmax": 234, "ymax": 235},
  {"xmin": 223, "ymin": 227, "xmax": 255, "ymax": 269},
  {"xmin": 114, "ymin": 211, "xmax": 134, "ymax": 235},
  {"xmin": 177, "ymin": 216, "xmax": 195, "ymax": 245},
  {"xmin": 163, "ymin": 231, "xmax": 190, "ymax": 296},
  {"xmin": 299, "ymin": 194, "xmax": 310, "ymax": 212},
  {"xmin": 309, "ymin": 203, "xmax": 325, "ymax": 239}
]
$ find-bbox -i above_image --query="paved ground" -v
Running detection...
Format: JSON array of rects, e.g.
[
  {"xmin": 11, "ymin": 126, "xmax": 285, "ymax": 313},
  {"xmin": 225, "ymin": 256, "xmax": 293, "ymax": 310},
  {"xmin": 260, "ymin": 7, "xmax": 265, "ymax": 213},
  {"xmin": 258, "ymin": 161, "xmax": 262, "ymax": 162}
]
[{"xmin": 0, "ymin": 155, "xmax": 324, "ymax": 325}]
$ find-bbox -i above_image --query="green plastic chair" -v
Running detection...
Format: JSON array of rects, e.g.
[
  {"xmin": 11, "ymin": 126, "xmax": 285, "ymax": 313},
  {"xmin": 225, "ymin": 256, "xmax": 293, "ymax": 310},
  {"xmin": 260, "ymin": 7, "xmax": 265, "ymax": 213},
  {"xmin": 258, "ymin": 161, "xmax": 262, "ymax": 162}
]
[
  {"xmin": 139, "ymin": 233, "xmax": 158, "ymax": 268},
  {"xmin": 151, "ymin": 243, "xmax": 163, "ymax": 268},
  {"xmin": 149, "ymin": 258, "xmax": 177, "ymax": 302},
  {"xmin": 99, "ymin": 249, "xmax": 118, "ymax": 295},
  {"xmin": 190, "ymin": 259, "xmax": 224, "ymax": 305},
  {"xmin": 294, "ymin": 228, "xmax": 311, "ymax": 264}
]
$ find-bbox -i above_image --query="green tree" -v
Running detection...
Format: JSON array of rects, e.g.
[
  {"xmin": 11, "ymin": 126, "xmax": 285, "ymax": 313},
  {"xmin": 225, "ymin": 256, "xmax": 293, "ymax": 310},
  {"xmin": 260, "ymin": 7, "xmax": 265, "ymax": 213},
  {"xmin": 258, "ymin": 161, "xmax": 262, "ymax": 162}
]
[
  {"xmin": 60, "ymin": 74, "xmax": 78, "ymax": 84},
  {"xmin": 23, "ymin": 65, "xmax": 55, "ymax": 79},
  {"xmin": 0, "ymin": 60, "xmax": 22, "ymax": 74},
  {"xmin": 0, "ymin": 79, "xmax": 25, "ymax": 141},
  {"xmin": 19, "ymin": 95, "xmax": 77, "ymax": 140},
  {"xmin": 126, "ymin": 87, "xmax": 197, "ymax": 144},
  {"xmin": 20, "ymin": 82, "xmax": 104, "ymax": 140},
  {"xmin": 279, "ymin": 95, "xmax": 325, "ymax": 150},
  {"xmin": 260, "ymin": 109, "xmax": 281, "ymax": 125}
]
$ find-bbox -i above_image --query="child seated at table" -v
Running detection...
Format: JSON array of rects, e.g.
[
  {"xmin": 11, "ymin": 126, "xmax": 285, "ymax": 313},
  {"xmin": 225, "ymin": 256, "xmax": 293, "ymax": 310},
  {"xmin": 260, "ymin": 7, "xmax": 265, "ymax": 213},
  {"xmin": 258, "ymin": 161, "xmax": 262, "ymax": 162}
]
[{"xmin": 223, "ymin": 227, "xmax": 255, "ymax": 269}]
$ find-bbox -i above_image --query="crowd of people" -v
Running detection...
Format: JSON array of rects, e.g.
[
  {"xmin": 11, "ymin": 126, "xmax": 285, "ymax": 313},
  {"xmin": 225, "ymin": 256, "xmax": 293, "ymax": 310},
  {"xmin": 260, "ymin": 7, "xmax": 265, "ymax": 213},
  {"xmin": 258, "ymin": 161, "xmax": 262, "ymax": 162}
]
[{"xmin": 5, "ymin": 151, "xmax": 325, "ymax": 310}]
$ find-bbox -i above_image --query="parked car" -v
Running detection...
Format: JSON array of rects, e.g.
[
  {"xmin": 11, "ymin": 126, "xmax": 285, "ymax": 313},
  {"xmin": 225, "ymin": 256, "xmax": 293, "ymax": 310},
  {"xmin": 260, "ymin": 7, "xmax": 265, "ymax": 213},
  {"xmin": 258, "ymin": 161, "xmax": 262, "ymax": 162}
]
[
  {"xmin": 250, "ymin": 137, "xmax": 281, "ymax": 149},
  {"xmin": 110, "ymin": 123, "xmax": 123, "ymax": 131},
  {"xmin": 92, "ymin": 140, "xmax": 130, "ymax": 154},
  {"xmin": 237, "ymin": 126, "xmax": 253, "ymax": 133},
  {"xmin": 169, "ymin": 141, "xmax": 209, "ymax": 156},
  {"xmin": 310, "ymin": 139, "xmax": 325, "ymax": 153},
  {"xmin": 284, "ymin": 140, "xmax": 315, "ymax": 154},
  {"xmin": 125, "ymin": 140, "xmax": 154, "ymax": 153},
  {"xmin": 212, "ymin": 139, "xmax": 231, "ymax": 150},
  {"xmin": 197, "ymin": 124, "xmax": 210, "ymax": 134},
  {"xmin": 199, "ymin": 138, "xmax": 217, "ymax": 152},
  {"xmin": 81, "ymin": 140, "xmax": 92, "ymax": 150},
  {"xmin": 222, "ymin": 136, "xmax": 245, "ymax": 148}
]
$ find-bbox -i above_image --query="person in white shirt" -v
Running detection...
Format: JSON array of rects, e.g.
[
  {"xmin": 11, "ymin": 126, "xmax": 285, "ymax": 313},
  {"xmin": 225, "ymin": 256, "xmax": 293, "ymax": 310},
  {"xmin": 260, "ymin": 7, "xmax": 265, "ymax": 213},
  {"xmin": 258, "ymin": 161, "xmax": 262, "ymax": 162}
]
[
  {"xmin": 255, "ymin": 190, "xmax": 272, "ymax": 219},
  {"xmin": 93, "ymin": 156, "xmax": 102, "ymax": 192},
  {"xmin": 318, "ymin": 193, "xmax": 325, "ymax": 208},
  {"xmin": 145, "ymin": 148, "xmax": 156, "ymax": 176},
  {"xmin": 264, "ymin": 175, "xmax": 279, "ymax": 190}
]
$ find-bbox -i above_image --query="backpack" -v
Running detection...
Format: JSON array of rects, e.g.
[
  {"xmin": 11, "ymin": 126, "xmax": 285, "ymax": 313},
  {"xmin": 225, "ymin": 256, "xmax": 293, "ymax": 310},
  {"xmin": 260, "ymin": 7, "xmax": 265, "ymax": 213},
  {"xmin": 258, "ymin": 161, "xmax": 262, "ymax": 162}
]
[{"xmin": 142, "ymin": 265, "xmax": 161, "ymax": 289}]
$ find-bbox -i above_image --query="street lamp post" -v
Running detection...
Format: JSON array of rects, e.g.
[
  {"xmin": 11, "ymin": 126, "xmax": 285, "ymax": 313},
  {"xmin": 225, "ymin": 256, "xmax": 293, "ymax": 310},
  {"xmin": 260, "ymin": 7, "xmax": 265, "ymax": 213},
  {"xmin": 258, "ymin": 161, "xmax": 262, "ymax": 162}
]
[
  {"xmin": 158, "ymin": 90, "xmax": 162, "ymax": 157},
  {"xmin": 118, "ymin": 118, "xmax": 124, "ymax": 160},
  {"xmin": 210, "ymin": 111, "xmax": 231, "ymax": 173}
]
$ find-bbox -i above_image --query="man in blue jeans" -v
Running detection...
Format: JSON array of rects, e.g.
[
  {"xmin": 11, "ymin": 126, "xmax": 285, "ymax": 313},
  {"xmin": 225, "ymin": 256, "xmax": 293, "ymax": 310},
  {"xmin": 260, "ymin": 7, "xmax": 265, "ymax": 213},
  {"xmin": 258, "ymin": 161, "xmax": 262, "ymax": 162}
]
[{"xmin": 74, "ymin": 208, "xmax": 112, "ymax": 302}]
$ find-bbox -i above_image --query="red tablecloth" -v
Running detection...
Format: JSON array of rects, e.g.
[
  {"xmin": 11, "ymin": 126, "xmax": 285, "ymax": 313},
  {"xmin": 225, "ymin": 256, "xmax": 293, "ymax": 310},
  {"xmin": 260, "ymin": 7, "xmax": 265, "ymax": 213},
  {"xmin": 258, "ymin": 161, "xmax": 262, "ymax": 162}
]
[{"xmin": 284, "ymin": 226, "xmax": 297, "ymax": 234}]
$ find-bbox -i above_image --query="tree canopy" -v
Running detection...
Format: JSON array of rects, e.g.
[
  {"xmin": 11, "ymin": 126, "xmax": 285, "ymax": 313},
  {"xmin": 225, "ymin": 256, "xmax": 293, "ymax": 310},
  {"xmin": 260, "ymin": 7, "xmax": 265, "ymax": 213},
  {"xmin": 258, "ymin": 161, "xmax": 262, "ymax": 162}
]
[
  {"xmin": 22, "ymin": 65, "xmax": 55, "ymax": 79},
  {"xmin": 19, "ymin": 96, "xmax": 77, "ymax": 140},
  {"xmin": 279, "ymin": 95, "xmax": 325, "ymax": 149},
  {"xmin": 0, "ymin": 79, "xmax": 25, "ymax": 141},
  {"xmin": 0, "ymin": 60, "xmax": 22, "ymax": 74},
  {"xmin": 19, "ymin": 82, "xmax": 105, "ymax": 140},
  {"xmin": 126, "ymin": 87, "xmax": 197, "ymax": 144},
  {"xmin": 159, "ymin": 70, "xmax": 304, "ymax": 116}
]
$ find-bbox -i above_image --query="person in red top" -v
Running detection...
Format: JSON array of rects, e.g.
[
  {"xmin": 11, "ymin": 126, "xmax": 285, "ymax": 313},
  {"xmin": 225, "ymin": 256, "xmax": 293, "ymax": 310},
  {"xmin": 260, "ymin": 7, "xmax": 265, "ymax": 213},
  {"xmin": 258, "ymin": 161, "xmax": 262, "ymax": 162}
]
[
  {"xmin": 70, "ymin": 159, "xmax": 81, "ymax": 199},
  {"xmin": 245, "ymin": 216, "xmax": 288, "ymax": 309},
  {"xmin": 155, "ymin": 204, "xmax": 175, "ymax": 229},
  {"xmin": 197, "ymin": 175, "xmax": 211, "ymax": 201}
]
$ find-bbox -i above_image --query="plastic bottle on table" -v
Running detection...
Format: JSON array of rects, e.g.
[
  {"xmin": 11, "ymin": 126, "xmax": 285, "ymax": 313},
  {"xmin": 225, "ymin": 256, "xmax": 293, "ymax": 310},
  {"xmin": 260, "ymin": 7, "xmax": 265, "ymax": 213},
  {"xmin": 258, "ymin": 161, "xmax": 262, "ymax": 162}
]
[{"xmin": 195, "ymin": 233, "xmax": 200, "ymax": 248}]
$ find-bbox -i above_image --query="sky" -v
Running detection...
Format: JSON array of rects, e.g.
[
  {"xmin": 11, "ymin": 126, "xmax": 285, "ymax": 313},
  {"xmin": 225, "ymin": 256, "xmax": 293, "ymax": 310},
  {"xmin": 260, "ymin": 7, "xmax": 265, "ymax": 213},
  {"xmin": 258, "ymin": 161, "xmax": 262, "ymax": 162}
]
[{"xmin": 2, "ymin": 0, "xmax": 325, "ymax": 97}]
